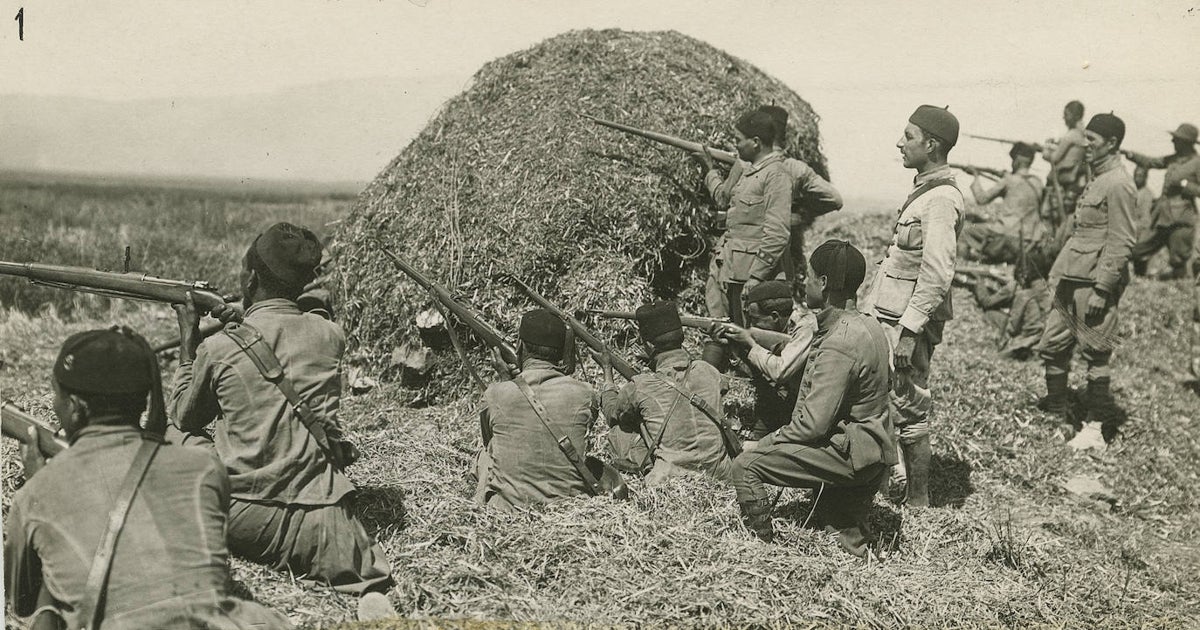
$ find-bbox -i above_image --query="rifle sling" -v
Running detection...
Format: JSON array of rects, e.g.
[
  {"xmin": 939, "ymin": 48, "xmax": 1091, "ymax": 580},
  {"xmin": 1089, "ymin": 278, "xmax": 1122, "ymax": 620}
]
[
  {"xmin": 651, "ymin": 364, "xmax": 743, "ymax": 458},
  {"xmin": 900, "ymin": 178, "xmax": 958, "ymax": 214},
  {"xmin": 222, "ymin": 322, "xmax": 340, "ymax": 467},
  {"xmin": 77, "ymin": 438, "xmax": 161, "ymax": 630},
  {"xmin": 640, "ymin": 364, "xmax": 692, "ymax": 471},
  {"xmin": 511, "ymin": 375, "xmax": 603, "ymax": 496}
]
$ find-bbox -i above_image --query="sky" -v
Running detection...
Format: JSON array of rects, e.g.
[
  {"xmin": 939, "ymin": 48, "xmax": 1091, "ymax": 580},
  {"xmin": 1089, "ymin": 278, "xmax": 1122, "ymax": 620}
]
[{"xmin": 3, "ymin": 0, "xmax": 1199, "ymax": 202}]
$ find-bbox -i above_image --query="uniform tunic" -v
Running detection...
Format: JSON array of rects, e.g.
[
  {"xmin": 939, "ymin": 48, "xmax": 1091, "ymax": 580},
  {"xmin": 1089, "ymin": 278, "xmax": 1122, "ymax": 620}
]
[
  {"xmin": 1131, "ymin": 152, "xmax": 1200, "ymax": 272},
  {"xmin": 5, "ymin": 425, "xmax": 292, "ymax": 629},
  {"xmin": 474, "ymin": 359, "xmax": 598, "ymax": 509},
  {"xmin": 601, "ymin": 349, "xmax": 732, "ymax": 483},
  {"xmin": 743, "ymin": 309, "xmax": 817, "ymax": 439},
  {"xmin": 960, "ymin": 171, "xmax": 1046, "ymax": 263}
]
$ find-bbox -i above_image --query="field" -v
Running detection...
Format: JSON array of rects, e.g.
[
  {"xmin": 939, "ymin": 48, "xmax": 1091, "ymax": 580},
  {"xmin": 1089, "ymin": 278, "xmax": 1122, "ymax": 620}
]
[{"xmin": 3, "ymin": 175, "xmax": 1200, "ymax": 629}]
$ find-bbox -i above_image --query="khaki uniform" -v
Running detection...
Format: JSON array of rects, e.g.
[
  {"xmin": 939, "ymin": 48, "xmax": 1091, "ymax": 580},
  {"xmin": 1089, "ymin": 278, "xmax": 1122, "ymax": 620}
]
[
  {"xmin": 862, "ymin": 165, "xmax": 964, "ymax": 441},
  {"xmin": 959, "ymin": 171, "xmax": 1046, "ymax": 263},
  {"xmin": 704, "ymin": 153, "xmax": 794, "ymax": 322},
  {"xmin": 5, "ymin": 425, "xmax": 291, "ymax": 629},
  {"xmin": 730, "ymin": 308, "xmax": 897, "ymax": 557},
  {"xmin": 1044, "ymin": 125, "xmax": 1091, "ymax": 243},
  {"xmin": 1039, "ymin": 154, "xmax": 1138, "ymax": 380},
  {"xmin": 170, "ymin": 298, "xmax": 392, "ymax": 595},
  {"xmin": 474, "ymin": 359, "xmax": 598, "ymax": 509},
  {"xmin": 1131, "ymin": 153, "xmax": 1200, "ymax": 274},
  {"xmin": 973, "ymin": 277, "xmax": 1051, "ymax": 359},
  {"xmin": 602, "ymin": 349, "xmax": 733, "ymax": 483},
  {"xmin": 744, "ymin": 309, "xmax": 818, "ymax": 438}
]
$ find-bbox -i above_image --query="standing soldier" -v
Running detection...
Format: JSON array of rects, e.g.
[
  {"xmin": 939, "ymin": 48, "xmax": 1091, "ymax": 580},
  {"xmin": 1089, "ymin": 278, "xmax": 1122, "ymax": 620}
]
[
  {"xmin": 1042, "ymin": 100, "xmax": 1090, "ymax": 242},
  {"xmin": 1125, "ymin": 123, "xmax": 1200, "ymax": 280},
  {"xmin": 862, "ymin": 104, "xmax": 964, "ymax": 508},
  {"xmin": 728, "ymin": 240, "xmax": 896, "ymax": 558},
  {"xmin": 598, "ymin": 301, "xmax": 734, "ymax": 483},
  {"xmin": 170, "ymin": 223, "xmax": 396, "ymax": 621},
  {"xmin": 1036, "ymin": 113, "xmax": 1139, "ymax": 451},
  {"xmin": 958, "ymin": 142, "xmax": 1046, "ymax": 263},
  {"xmin": 6, "ymin": 328, "xmax": 292, "ymax": 629},
  {"xmin": 474, "ymin": 309, "xmax": 601, "ymax": 508}
]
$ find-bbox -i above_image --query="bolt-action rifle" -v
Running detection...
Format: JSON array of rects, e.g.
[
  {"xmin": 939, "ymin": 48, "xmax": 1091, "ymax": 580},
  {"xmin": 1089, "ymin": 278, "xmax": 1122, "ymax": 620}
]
[
  {"xmin": 949, "ymin": 163, "xmax": 1004, "ymax": 180},
  {"xmin": 153, "ymin": 320, "xmax": 226, "ymax": 354},
  {"xmin": 964, "ymin": 134, "xmax": 1043, "ymax": 153},
  {"xmin": 584, "ymin": 114, "xmax": 738, "ymax": 165},
  {"xmin": 582, "ymin": 309, "xmax": 733, "ymax": 335},
  {"xmin": 2, "ymin": 402, "xmax": 68, "ymax": 459},
  {"xmin": 953, "ymin": 263, "xmax": 1010, "ymax": 288}
]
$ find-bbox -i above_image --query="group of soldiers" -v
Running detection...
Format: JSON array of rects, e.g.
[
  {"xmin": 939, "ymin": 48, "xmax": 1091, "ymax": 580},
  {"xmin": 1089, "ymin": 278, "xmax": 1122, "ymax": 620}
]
[{"xmin": 6, "ymin": 99, "xmax": 1200, "ymax": 627}]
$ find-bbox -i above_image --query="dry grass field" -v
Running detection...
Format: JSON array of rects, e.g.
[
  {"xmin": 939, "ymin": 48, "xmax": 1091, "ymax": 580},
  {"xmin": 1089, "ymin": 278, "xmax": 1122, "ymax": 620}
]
[{"xmin": 3, "ymin": 176, "xmax": 1200, "ymax": 628}]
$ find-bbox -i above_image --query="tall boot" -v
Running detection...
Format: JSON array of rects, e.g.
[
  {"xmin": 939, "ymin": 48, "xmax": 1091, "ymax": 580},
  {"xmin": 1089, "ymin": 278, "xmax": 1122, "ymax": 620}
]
[
  {"xmin": 901, "ymin": 436, "xmax": 931, "ymax": 508},
  {"xmin": 1036, "ymin": 373, "xmax": 1070, "ymax": 415},
  {"xmin": 738, "ymin": 497, "xmax": 775, "ymax": 542}
]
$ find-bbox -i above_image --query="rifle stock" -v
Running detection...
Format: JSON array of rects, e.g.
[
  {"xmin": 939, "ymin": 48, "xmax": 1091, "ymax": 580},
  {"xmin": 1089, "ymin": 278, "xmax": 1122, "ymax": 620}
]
[
  {"xmin": 153, "ymin": 320, "xmax": 226, "ymax": 354},
  {"xmin": 2, "ymin": 402, "xmax": 68, "ymax": 458},
  {"xmin": 955, "ymin": 263, "xmax": 1009, "ymax": 284},
  {"xmin": 583, "ymin": 309, "xmax": 732, "ymax": 335},
  {"xmin": 584, "ymin": 115, "xmax": 737, "ymax": 165}
]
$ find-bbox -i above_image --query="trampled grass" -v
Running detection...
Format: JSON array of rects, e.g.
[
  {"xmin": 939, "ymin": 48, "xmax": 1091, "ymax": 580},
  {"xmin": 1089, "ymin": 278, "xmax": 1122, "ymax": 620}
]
[{"xmin": 3, "ymin": 178, "xmax": 1200, "ymax": 629}]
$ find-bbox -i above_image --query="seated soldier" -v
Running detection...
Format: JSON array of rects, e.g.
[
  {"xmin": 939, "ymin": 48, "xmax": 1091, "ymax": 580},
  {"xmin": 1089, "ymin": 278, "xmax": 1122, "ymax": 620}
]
[
  {"xmin": 726, "ymin": 240, "xmax": 897, "ymax": 558},
  {"xmin": 597, "ymin": 301, "xmax": 734, "ymax": 484},
  {"xmin": 970, "ymin": 249, "xmax": 1053, "ymax": 360},
  {"xmin": 474, "ymin": 309, "xmax": 600, "ymax": 509},
  {"xmin": 5, "ymin": 327, "xmax": 292, "ymax": 630},
  {"xmin": 169, "ymin": 223, "xmax": 395, "ymax": 621}
]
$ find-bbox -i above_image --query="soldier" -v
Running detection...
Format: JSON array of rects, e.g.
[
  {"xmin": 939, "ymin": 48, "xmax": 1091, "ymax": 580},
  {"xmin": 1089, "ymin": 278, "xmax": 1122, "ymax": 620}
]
[
  {"xmin": 170, "ymin": 223, "xmax": 396, "ymax": 620},
  {"xmin": 958, "ymin": 142, "xmax": 1046, "ymax": 263},
  {"xmin": 6, "ymin": 327, "xmax": 292, "ymax": 629},
  {"xmin": 861, "ymin": 104, "xmax": 963, "ymax": 508},
  {"xmin": 1036, "ymin": 113, "xmax": 1139, "ymax": 451},
  {"xmin": 474, "ymin": 309, "xmax": 600, "ymax": 508},
  {"xmin": 729, "ymin": 240, "xmax": 896, "ymax": 558},
  {"xmin": 968, "ymin": 248, "xmax": 1053, "ymax": 360},
  {"xmin": 1126, "ymin": 123, "xmax": 1200, "ymax": 280},
  {"xmin": 597, "ymin": 301, "xmax": 734, "ymax": 483},
  {"xmin": 1042, "ymin": 100, "xmax": 1091, "ymax": 240}
]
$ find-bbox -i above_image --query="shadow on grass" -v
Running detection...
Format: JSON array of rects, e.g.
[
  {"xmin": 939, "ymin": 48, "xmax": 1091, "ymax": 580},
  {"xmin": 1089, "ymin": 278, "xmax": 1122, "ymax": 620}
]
[
  {"xmin": 777, "ymin": 490, "xmax": 905, "ymax": 554},
  {"xmin": 931, "ymin": 453, "xmax": 974, "ymax": 509},
  {"xmin": 354, "ymin": 485, "xmax": 408, "ymax": 534}
]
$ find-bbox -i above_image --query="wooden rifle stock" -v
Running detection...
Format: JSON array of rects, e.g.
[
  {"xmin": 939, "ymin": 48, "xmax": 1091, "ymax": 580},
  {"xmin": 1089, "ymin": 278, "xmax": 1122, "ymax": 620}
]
[
  {"xmin": 583, "ymin": 309, "xmax": 732, "ymax": 334},
  {"xmin": 153, "ymin": 320, "xmax": 226, "ymax": 354},
  {"xmin": 584, "ymin": 115, "xmax": 738, "ymax": 165},
  {"xmin": 2, "ymin": 402, "xmax": 68, "ymax": 458}
]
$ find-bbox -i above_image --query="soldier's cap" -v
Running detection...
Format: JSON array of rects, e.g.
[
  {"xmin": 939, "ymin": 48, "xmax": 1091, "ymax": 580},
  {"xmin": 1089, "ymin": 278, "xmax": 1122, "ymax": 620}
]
[
  {"xmin": 249, "ymin": 222, "xmax": 323, "ymax": 288},
  {"xmin": 1169, "ymin": 123, "xmax": 1198, "ymax": 145},
  {"xmin": 1010, "ymin": 142, "xmax": 1037, "ymax": 159},
  {"xmin": 519, "ymin": 309, "xmax": 567, "ymax": 349},
  {"xmin": 1086, "ymin": 113, "xmax": 1125, "ymax": 144},
  {"xmin": 909, "ymin": 105, "xmax": 959, "ymax": 147},
  {"xmin": 53, "ymin": 327, "xmax": 157, "ymax": 395},
  {"xmin": 735, "ymin": 110, "xmax": 777, "ymax": 145},
  {"xmin": 635, "ymin": 300, "xmax": 682, "ymax": 341},
  {"xmin": 757, "ymin": 105, "xmax": 789, "ymax": 136},
  {"xmin": 810, "ymin": 239, "xmax": 867, "ymax": 292},
  {"xmin": 744, "ymin": 280, "xmax": 791, "ymax": 305}
]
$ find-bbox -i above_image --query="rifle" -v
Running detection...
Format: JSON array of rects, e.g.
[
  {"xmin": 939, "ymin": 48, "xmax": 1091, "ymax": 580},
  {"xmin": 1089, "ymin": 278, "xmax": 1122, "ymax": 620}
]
[
  {"xmin": 0, "ymin": 260, "xmax": 240, "ymax": 317},
  {"xmin": 2, "ymin": 402, "xmax": 68, "ymax": 459},
  {"xmin": 584, "ymin": 115, "xmax": 738, "ymax": 165},
  {"xmin": 582, "ymin": 309, "xmax": 733, "ymax": 335},
  {"xmin": 153, "ymin": 320, "xmax": 226, "ymax": 354},
  {"xmin": 964, "ymin": 134, "xmax": 1043, "ymax": 152},
  {"xmin": 953, "ymin": 263, "xmax": 1010, "ymax": 287},
  {"xmin": 949, "ymin": 163, "xmax": 1004, "ymax": 180}
]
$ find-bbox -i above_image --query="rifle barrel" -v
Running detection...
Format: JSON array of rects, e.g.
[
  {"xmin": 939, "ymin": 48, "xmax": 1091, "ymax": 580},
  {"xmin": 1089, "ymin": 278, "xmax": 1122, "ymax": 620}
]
[
  {"xmin": 963, "ymin": 133, "xmax": 1042, "ymax": 152},
  {"xmin": 585, "ymin": 309, "xmax": 730, "ymax": 333},
  {"xmin": 584, "ymin": 115, "xmax": 737, "ymax": 165},
  {"xmin": 2, "ymin": 402, "xmax": 68, "ymax": 458},
  {"xmin": 0, "ymin": 260, "xmax": 229, "ymax": 314}
]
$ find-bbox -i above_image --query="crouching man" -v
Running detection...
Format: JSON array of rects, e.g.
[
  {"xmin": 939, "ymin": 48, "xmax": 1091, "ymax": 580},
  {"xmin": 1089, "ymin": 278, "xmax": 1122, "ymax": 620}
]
[
  {"xmin": 726, "ymin": 240, "xmax": 897, "ymax": 558},
  {"xmin": 6, "ymin": 327, "xmax": 292, "ymax": 629}
]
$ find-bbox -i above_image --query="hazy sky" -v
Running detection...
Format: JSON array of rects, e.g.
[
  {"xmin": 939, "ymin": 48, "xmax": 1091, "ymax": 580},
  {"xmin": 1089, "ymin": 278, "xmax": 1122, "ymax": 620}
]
[{"xmin": 4, "ymin": 0, "xmax": 1199, "ymax": 201}]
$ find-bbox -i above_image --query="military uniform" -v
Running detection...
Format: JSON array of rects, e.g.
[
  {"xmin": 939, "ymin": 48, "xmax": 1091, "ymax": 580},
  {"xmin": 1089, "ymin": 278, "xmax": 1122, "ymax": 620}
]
[
  {"xmin": 959, "ymin": 171, "xmax": 1046, "ymax": 263},
  {"xmin": 170, "ymin": 298, "xmax": 392, "ymax": 595},
  {"xmin": 474, "ymin": 358, "xmax": 598, "ymax": 508},
  {"xmin": 602, "ymin": 349, "xmax": 732, "ymax": 483},
  {"xmin": 1044, "ymin": 124, "xmax": 1090, "ymax": 238},
  {"xmin": 730, "ymin": 307, "xmax": 896, "ymax": 557},
  {"xmin": 1130, "ymin": 152, "xmax": 1200, "ymax": 277},
  {"xmin": 973, "ymin": 277, "xmax": 1051, "ymax": 360},
  {"xmin": 742, "ymin": 308, "xmax": 817, "ymax": 439}
]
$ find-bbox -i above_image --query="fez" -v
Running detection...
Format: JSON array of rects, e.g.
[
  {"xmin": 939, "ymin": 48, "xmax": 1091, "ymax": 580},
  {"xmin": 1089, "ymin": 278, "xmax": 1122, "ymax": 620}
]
[
  {"xmin": 810, "ymin": 240, "xmax": 867, "ymax": 292},
  {"xmin": 1170, "ymin": 123, "xmax": 1198, "ymax": 145},
  {"xmin": 54, "ymin": 328, "xmax": 156, "ymax": 395},
  {"xmin": 909, "ymin": 105, "xmax": 959, "ymax": 147},
  {"xmin": 1086, "ymin": 113, "xmax": 1125, "ymax": 145},
  {"xmin": 744, "ymin": 280, "xmax": 791, "ymax": 304},
  {"xmin": 736, "ymin": 110, "xmax": 777, "ymax": 146},
  {"xmin": 758, "ymin": 105, "xmax": 789, "ymax": 139},
  {"xmin": 635, "ymin": 301, "xmax": 683, "ymax": 341},
  {"xmin": 1010, "ymin": 142, "xmax": 1037, "ymax": 159},
  {"xmin": 250, "ymin": 222, "xmax": 323, "ymax": 288},
  {"xmin": 519, "ymin": 309, "xmax": 567, "ymax": 348}
]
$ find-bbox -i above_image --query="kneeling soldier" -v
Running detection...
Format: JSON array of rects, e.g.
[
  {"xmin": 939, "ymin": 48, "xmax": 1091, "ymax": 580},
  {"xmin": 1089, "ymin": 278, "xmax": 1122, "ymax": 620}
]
[
  {"xmin": 728, "ymin": 240, "xmax": 897, "ymax": 558},
  {"xmin": 475, "ymin": 309, "xmax": 600, "ymax": 508},
  {"xmin": 599, "ymin": 301, "xmax": 734, "ymax": 483},
  {"xmin": 6, "ymin": 328, "xmax": 292, "ymax": 629}
]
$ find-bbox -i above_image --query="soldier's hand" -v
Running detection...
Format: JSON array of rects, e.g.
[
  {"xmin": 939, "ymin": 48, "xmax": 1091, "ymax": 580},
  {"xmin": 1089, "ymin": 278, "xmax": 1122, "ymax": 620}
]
[
  {"xmin": 893, "ymin": 330, "xmax": 917, "ymax": 369},
  {"xmin": 491, "ymin": 347, "xmax": 518, "ymax": 379},
  {"xmin": 717, "ymin": 324, "xmax": 754, "ymax": 349},
  {"xmin": 331, "ymin": 439, "xmax": 361, "ymax": 468},
  {"xmin": 1086, "ymin": 289, "xmax": 1108, "ymax": 319},
  {"xmin": 208, "ymin": 300, "xmax": 244, "ymax": 325},
  {"xmin": 589, "ymin": 349, "xmax": 615, "ymax": 384},
  {"xmin": 690, "ymin": 148, "xmax": 715, "ymax": 171},
  {"xmin": 20, "ymin": 426, "xmax": 46, "ymax": 479}
]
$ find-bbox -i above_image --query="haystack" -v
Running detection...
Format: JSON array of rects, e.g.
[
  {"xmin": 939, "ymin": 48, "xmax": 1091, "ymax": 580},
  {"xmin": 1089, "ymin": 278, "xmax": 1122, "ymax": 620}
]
[{"xmin": 332, "ymin": 29, "xmax": 828, "ymax": 394}]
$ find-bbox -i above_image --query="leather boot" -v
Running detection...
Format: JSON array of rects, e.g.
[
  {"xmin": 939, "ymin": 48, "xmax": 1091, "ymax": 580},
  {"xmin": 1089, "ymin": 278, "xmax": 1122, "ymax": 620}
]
[
  {"xmin": 1084, "ymin": 377, "xmax": 1116, "ymax": 424},
  {"xmin": 1036, "ymin": 373, "xmax": 1070, "ymax": 415},
  {"xmin": 901, "ymin": 436, "xmax": 931, "ymax": 508},
  {"xmin": 738, "ymin": 498, "xmax": 774, "ymax": 542}
]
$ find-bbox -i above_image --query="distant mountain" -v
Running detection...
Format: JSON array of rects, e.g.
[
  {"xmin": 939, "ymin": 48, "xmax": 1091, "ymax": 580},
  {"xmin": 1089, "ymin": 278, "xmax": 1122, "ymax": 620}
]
[{"xmin": 0, "ymin": 75, "xmax": 469, "ymax": 183}]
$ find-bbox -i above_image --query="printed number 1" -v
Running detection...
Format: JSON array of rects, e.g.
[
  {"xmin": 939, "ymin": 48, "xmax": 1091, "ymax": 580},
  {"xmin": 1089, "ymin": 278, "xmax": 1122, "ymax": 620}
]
[{"xmin": 14, "ymin": 7, "xmax": 22, "ymax": 40}]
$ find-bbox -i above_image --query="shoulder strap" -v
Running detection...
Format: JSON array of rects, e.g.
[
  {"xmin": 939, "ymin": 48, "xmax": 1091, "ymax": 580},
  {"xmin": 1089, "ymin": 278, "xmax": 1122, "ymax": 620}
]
[
  {"xmin": 511, "ymin": 375, "xmax": 603, "ymax": 496},
  {"xmin": 640, "ymin": 364, "xmax": 693, "ymax": 469},
  {"xmin": 222, "ymin": 322, "xmax": 339, "ymax": 466},
  {"xmin": 77, "ymin": 438, "xmax": 161, "ymax": 630},
  {"xmin": 901, "ymin": 178, "xmax": 958, "ymax": 213},
  {"xmin": 651, "ymin": 363, "xmax": 743, "ymax": 458}
]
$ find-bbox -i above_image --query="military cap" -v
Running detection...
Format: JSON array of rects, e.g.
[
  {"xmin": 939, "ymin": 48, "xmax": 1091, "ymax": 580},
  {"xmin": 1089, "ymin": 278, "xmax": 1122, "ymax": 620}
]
[
  {"xmin": 54, "ymin": 328, "xmax": 156, "ymax": 395},
  {"xmin": 635, "ymin": 301, "xmax": 682, "ymax": 341},
  {"xmin": 909, "ymin": 105, "xmax": 959, "ymax": 147},
  {"xmin": 1086, "ymin": 113, "xmax": 1125, "ymax": 145},
  {"xmin": 519, "ymin": 309, "xmax": 566, "ymax": 349},
  {"xmin": 743, "ymin": 280, "xmax": 791, "ymax": 305},
  {"xmin": 735, "ymin": 110, "xmax": 777, "ymax": 146},
  {"xmin": 1010, "ymin": 142, "xmax": 1037, "ymax": 159},
  {"xmin": 250, "ymin": 222, "xmax": 323, "ymax": 288},
  {"xmin": 810, "ymin": 239, "xmax": 867, "ymax": 292},
  {"xmin": 1169, "ymin": 123, "xmax": 1198, "ymax": 145},
  {"xmin": 758, "ymin": 105, "xmax": 789, "ymax": 138}
]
